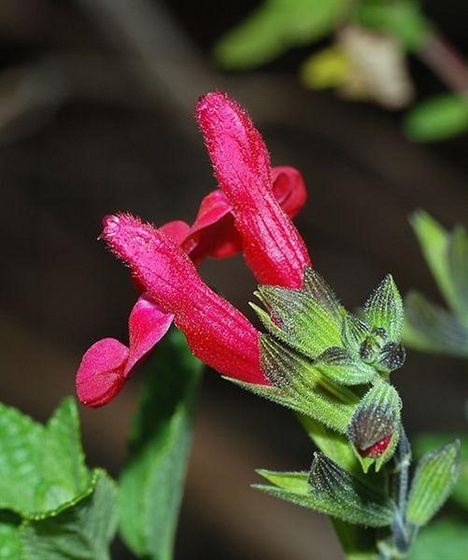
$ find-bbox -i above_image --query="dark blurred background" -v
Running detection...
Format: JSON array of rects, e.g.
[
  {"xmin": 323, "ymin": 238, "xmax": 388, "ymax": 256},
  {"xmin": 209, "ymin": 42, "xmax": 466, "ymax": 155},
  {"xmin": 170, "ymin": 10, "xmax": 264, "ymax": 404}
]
[{"xmin": 1, "ymin": 1, "xmax": 467, "ymax": 558}]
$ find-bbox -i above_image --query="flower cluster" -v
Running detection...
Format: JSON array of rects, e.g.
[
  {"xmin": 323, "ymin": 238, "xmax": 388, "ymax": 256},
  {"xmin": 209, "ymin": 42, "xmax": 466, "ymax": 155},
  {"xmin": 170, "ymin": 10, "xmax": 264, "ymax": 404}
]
[
  {"xmin": 76, "ymin": 91, "xmax": 402, "ymax": 466},
  {"xmin": 76, "ymin": 92, "xmax": 310, "ymax": 407}
]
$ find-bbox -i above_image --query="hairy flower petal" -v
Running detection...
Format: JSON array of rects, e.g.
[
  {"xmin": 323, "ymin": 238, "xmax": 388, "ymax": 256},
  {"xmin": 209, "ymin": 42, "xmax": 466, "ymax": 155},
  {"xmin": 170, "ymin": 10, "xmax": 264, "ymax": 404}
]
[{"xmin": 196, "ymin": 91, "xmax": 311, "ymax": 288}]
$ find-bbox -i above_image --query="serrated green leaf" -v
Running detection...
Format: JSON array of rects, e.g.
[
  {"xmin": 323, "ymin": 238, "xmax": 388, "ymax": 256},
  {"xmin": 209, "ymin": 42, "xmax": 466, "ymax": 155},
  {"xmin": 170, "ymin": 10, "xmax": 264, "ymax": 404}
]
[
  {"xmin": 404, "ymin": 94, "xmax": 468, "ymax": 142},
  {"xmin": 407, "ymin": 441, "xmax": 460, "ymax": 526},
  {"xmin": 364, "ymin": 275, "xmax": 403, "ymax": 340},
  {"xmin": 414, "ymin": 434, "xmax": 468, "ymax": 511},
  {"xmin": 256, "ymin": 454, "xmax": 394, "ymax": 527},
  {"xmin": 0, "ymin": 404, "xmax": 44, "ymax": 514},
  {"xmin": 403, "ymin": 291, "xmax": 468, "ymax": 357},
  {"xmin": 20, "ymin": 470, "xmax": 117, "ymax": 559},
  {"xmin": 0, "ymin": 398, "xmax": 89, "ymax": 517},
  {"xmin": 348, "ymin": 381, "xmax": 401, "ymax": 470},
  {"xmin": 259, "ymin": 334, "xmax": 359, "ymax": 432},
  {"xmin": 407, "ymin": 518, "xmax": 468, "ymax": 559},
  {"xmin": 119, "ymin": 330, "xmax": 202, "ymax": 560},
  {"xmin": 38, "ymin": 398, "xmax": 89, "ymax": 513},
  {"xmin": 0, "ymin": 512, "xmax": 21, "ymax": 560},
  {"xmin": 448, "ymin": 226, "xmax": 468, "ymax": 323},
  {"xmin": 214, "ymin": 0, "xmax": 350, "ymax": 69}
]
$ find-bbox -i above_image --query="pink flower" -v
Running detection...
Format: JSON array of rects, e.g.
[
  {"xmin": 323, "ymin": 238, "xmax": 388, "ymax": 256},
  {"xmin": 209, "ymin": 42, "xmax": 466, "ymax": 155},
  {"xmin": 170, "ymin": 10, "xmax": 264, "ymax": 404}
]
[{"xmin": 76, "ymin": 92, "xmax": 311, "ymax": 407}]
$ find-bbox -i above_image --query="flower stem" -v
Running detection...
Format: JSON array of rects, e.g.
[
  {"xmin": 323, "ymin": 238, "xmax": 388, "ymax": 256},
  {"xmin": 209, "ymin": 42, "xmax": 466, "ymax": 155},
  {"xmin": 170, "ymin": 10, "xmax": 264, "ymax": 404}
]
[{"xmin": 419, "ymin": 32, "xmax": 468, "ymax": 94}]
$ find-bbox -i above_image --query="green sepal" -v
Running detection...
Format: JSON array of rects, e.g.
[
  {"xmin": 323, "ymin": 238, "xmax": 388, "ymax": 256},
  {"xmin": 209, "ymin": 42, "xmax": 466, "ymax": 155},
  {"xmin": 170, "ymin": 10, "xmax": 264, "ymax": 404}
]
[
  {"xmin": 364, "ymin": 275, "xmax": 404, "ymax": 341},
  {"xmin": 301, "ymin": 267, "xmax": 344, "ymax": 320},
  {"xmin": 256, "ymin": 278, "xmax": 343, "ymax": 359},
  {"xmin": 228, "ymin": 374, "xmax": 357, "ymax": 433},
  {"xmin": 342, "ymin": 314, "xmax": 371, "ymax": 356},
  {"xmin": 403, "ymin": 291, "xmax": 468, "ymax": 357},
  {"xmin": 119, "ymin": 330, "xmax": 202, "ymax": 560},
  {"xmin": 314, "ymin": 347, "xmax": 378, "ymax": 386},
  {"xmin": 259, "ymin": 334, "xmax": 360, "ymax": 432},
  {"xmin": 348, "ymin": 381, "xmax": 401, "ymax": 471},
  {"xmin": 406, "ymin": 440, "xmax": 460, "ymax": 527},
  {"xmin": 256, "ymin": 454, "xmax": 394, "ymax": 527},
  {"xmin": 19, "ymin": 469, "xmax": 117, "ymax": 559},
  {"xmin": 0, "ymin": 397, "xmax": 89, "ymax": 517}
]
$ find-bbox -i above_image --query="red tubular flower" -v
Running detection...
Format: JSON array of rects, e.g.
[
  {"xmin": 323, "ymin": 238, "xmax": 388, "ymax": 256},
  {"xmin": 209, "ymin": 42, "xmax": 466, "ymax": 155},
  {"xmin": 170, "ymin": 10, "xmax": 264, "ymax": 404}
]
[
  {"xmin": 77, "ymin": 92, "xmax": 311, "ymax": 407},
  {"xmin": 196, "ymin": 92, "xmax": 311, "ymax": 288}
]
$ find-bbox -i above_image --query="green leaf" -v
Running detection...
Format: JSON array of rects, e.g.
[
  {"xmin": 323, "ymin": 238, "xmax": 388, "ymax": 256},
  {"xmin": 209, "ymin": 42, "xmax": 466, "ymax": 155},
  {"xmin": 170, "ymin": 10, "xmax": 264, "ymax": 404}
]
[
  {"xmin": 0, "ymin": 398, "xmax": 89, "ymax": 517},
  {"xmin": 407, "ymin": 518, "xmax": 468, "ymax": 560},
  {"xmin": 414, "ymin": 434, "xmax": 468, "ymax": 511},
  {"xmin": 119, "ymin": 330, "xmax": 202, "ymax": 560},
  {"xmin": 409, "ymin": 211, "xmax": 455, "ymax": 308},
  {"xmin": 448, "ymin": 226, "xmax": 468, "ymax": 323},
  {"xmin": 20, "ymin": 470, "xmax": 117, "ymax": 559},
  {"xmin": 403, "ymin": 291, "xmax": 468, "ymax": 357},
  {"xmin": 364, "ymin": 275, "xmax": 404, "ymax": 341},
  {"xmin": 0, "ymin": 512, "xmax": 21, "ymax": 559},
  {"xmin": 256, "ymin": 454, "xmax": 394, "ymax": 527},
  {"xmin": 214, "ymin": 0, "xmax": 350, "ymax": 69},
  {"xmin": 404, "ymin": 94, "xmax": 468, "ymax": 142},
  {"xmin": 407, "ymin": 441, "xmax": 460, "ymax": 526},
  {"xmin": 356, "ymin": 0, "xmax": 432, "ymax": 51},
  {"xmin": 38, "ymin": 397, "xmax": 89, "ymax": 513}
]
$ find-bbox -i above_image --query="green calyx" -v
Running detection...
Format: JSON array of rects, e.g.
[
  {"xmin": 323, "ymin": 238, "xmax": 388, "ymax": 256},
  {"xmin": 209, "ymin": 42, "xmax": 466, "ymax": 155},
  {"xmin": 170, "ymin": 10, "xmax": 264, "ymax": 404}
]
[{"xmin": 250, "ymin": 268, "xmax": 405, "ymax": 443}]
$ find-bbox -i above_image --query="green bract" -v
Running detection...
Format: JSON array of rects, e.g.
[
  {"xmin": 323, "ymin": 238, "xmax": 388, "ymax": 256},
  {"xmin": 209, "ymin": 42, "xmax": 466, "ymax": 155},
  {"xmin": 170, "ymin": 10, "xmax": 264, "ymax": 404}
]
[{"xmin": 256, "ymin": 453, "xmax": 394, "ymax": 527}]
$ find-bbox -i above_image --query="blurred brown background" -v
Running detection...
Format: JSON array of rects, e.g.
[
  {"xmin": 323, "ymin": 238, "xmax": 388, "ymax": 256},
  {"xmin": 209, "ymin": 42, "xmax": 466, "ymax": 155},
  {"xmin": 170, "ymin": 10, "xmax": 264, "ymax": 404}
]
[{"xmin": 1, "ymin": 1, "xmax": 467, "ymax": 558}]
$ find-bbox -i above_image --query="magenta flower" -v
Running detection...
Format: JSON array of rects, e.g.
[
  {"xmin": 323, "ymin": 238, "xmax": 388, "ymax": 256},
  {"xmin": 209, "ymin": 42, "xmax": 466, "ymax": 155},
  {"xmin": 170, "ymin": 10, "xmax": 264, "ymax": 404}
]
[{"xmin": 77, "ymin": 92, "xmax": 311, "ymax": 407}]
